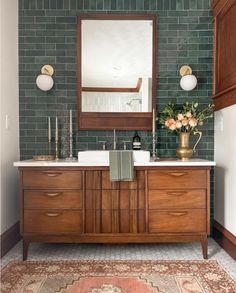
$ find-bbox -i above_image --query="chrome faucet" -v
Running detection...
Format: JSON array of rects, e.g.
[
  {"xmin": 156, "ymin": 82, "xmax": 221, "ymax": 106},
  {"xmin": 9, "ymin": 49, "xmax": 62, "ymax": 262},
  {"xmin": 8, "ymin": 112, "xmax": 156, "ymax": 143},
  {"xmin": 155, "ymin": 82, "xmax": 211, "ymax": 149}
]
[{"xmin": 113, "ymin": 129, "xmax": 116, "ymax": 150}]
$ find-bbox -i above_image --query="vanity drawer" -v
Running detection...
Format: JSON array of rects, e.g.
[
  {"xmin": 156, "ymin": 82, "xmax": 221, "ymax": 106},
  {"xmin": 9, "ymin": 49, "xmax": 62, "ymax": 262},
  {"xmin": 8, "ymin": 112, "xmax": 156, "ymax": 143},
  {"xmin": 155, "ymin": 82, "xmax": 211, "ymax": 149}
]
[
  {"xmin": 148, "ymin": 190, "xmax": 206, "ymax": 209},
  {"xmin": 101, "ymin": 170, "xmax": 145, "ymax": 190},
  {"xmin": 24, "ymin": 190, "xmax": 82, "ymax": 209},
  {"xmin": 24, "ymin": 210, "xmax": 82, "ymax": 233},
  {"xmin": 148, "ymin": 170, "xmax": 207, "ymax": 189},
  {"xmin": 22, "ymin": 170, "xmax": 82, "ymax": 189},
  {"xmin": 149, "ymin": 210, "xmax": 206, "ymax": 233}
]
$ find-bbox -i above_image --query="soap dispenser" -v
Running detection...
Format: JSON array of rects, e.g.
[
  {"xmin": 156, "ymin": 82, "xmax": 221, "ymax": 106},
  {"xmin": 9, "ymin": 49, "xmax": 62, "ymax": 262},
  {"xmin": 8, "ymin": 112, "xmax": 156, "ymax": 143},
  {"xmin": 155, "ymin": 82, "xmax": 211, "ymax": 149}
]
[{"xmin": 132, "ymin": 131, "xmax": 141, "ymax": 150}]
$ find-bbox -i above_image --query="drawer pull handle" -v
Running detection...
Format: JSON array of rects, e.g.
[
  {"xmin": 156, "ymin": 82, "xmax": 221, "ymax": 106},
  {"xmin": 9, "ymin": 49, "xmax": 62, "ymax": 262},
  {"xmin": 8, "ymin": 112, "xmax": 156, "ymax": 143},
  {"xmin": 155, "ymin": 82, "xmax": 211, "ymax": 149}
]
[
  {"xmin": 168, "ymin": 172, "xmax": 187, "ymax": 177},
  {"xmin": 45, "ymin": 192, "xmax": 61, "ymax": 197},
  {"xmin": 45, "ymin": 213, "xmax": 61, "ymax": 217},
  {"xmin": 167, "ymin": 191, "xmax": 187, "ymax": 196},
  {"xmin": 168, "ymin": 212, "xmax": 187, "ymax": 217},
  {"xmin": 42, "ymin": 172, "xmax": 62, "ymax": 177}
]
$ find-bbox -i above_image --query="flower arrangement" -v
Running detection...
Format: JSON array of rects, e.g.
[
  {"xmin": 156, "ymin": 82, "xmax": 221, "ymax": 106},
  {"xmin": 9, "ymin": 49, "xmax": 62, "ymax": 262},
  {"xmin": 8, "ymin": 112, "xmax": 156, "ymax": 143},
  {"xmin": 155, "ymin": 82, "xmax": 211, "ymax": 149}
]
[{"xmin": 159, "ymin": 102, "xmax": 214, "ymax": 133}]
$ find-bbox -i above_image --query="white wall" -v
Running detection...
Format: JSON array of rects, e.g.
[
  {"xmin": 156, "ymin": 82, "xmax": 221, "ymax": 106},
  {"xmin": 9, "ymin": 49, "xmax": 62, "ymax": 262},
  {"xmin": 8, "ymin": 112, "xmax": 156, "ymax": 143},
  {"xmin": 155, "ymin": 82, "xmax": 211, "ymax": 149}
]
[
  {"xmin": 0, "ymin": 0, "xmax": 19, "ymax": 234},
  {"xmin": 214, "ymin": 105, "xmax": 236, "ymax": 236}
]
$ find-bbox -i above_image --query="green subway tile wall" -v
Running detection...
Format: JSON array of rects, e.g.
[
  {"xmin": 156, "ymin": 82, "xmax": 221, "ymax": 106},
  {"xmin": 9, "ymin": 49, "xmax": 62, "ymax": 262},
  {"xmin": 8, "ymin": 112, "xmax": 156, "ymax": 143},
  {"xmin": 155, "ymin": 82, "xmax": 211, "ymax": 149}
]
[
  {"xmin": 19, "ymin": 0, "xmax": 213, "ymax": 160},
  {"xmin": 19, "ymin": 0, "xmax": 214, "ymax": 221}
]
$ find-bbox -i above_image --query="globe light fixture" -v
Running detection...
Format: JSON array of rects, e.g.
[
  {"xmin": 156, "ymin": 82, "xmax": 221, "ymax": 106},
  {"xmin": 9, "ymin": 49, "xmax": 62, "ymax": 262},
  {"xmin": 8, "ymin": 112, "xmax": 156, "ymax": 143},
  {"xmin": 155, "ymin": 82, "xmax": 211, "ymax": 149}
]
[
  {"xmin": 36, "ymin": 64, "xmax": 54, "ymax": 91},
  {"xmin": 179, "ymin": 65, "xmax": 197, "ymax": 91}
]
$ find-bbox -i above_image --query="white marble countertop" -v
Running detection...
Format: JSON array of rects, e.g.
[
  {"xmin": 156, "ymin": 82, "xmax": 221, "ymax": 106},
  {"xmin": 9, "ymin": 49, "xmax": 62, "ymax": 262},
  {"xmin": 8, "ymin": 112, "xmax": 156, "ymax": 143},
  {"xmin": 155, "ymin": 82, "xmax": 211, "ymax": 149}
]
[{"xmin": 13, "ymin": 158, "xmax": 216, "ymax": 167}]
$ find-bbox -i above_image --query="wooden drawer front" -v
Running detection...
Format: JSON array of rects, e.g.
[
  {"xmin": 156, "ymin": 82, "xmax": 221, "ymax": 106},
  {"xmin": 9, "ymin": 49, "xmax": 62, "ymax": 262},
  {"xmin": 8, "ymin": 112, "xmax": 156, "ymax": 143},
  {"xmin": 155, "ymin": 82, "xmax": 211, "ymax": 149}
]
[
  {"xmin": 119, "ymin": 171, "xmax": 145, "ymax": 190},
  {"xmin": 149, "ymin": 210, "xmax": 206, "ymax": 233},
  {"xmin": 23, "ymin": 170, "xmax": 82, "ymax": 189},
  {"xmin": 24, "ymin": 210, "xmax": 82, "ymax": 233},
  {"xmin": 101, "ymin": 190, "xmax": 145, "ymax": 210},
  {"xmin": 85, "ymin": 190, "xmax": 101, "ymax": 210},
  {"xmin": 24, "ymin": 191, "xmax": 82, "ymax": 209},
  {"xmin": 119, "ymin": 210, "xmax": 146, "ymax": 233},
  {"xmin": 148, "ymin": 190, "xmax": 206, "ymax": 209},
  {"xmin": 85, "ymin": 209, "xmax": 145, "ymax": 234},
  {"xmin": 85, "ymin": 190, "xmax": 145, "ymax": 210},
  {"xmin": 148, "ymin": 170, "xmax": 206, "ymax": 189},
  {"xmin": 102, "ymin": 170, "xmax": 145, "ymax": 190},
  {"xmin": 85, "ymin": 171, "xmax": 102, "ymax": 189}
]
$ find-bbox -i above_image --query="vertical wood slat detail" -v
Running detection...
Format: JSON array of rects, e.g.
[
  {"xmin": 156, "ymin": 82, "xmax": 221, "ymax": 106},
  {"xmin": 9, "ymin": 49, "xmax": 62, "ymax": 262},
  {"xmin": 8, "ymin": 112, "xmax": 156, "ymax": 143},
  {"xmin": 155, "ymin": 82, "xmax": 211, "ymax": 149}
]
[{"xmin": 84, "ymin": 170, "xmax": 146, "ymax": 234}]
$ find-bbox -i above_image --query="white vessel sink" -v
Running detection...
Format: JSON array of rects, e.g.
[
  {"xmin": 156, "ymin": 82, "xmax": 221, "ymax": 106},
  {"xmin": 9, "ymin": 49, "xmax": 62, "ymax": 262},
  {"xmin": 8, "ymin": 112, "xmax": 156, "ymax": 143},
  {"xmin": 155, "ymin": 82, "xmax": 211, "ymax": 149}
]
[
  {"xmin": 133, "ymin": 150, "xmax": 150, "ymax": 162},
  {"xmin": 78, "ymin": 150, "xmax": 150, "ymax": 163}
]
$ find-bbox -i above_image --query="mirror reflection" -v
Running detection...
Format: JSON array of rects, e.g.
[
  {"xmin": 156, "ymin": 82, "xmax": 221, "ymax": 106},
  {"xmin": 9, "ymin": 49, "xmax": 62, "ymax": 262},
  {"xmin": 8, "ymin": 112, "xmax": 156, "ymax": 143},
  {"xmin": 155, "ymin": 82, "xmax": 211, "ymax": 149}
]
[{"xmin": 81, "ymin": 19, "xmax": 153, "ymax": 112}]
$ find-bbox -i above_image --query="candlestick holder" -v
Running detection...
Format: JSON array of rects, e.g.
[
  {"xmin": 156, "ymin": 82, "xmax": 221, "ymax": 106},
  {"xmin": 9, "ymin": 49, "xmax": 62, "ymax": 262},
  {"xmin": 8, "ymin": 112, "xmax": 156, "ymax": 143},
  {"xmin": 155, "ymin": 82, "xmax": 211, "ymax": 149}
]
[
  {"xmin": 66, "ymin": 132, "xmax": 77, "ymax": 161},
  {"xmin": 55, "ymin": 139, "xmax": 59, "ymax": 160},
  {"xmin": 152, "ymin": 132, "xmax": 158, "ymax": 160},
  {"xmin": 48, "ymin": 139, "xmax": 52, "ymax": 156}
]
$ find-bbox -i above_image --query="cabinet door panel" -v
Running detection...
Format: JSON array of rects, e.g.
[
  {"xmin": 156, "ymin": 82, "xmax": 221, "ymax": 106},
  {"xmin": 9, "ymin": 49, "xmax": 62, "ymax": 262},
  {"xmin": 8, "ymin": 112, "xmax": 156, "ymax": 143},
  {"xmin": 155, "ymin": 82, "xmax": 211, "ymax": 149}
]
[
  {"xmin": 24, "ymin": 190, "xmax": 82, "ymax": 209},
  {"xmin": 84, "ymin": 210, "xmax": 101, "ymax": 233},
  {"xmin": 85, "ymin": 190, "xmax": 101, "ymax": 210},
  {"xmin": 102, "ymin": 170, "xmax": 145, "ymax": 190},
  {"xmin": 120, "ymin": 210, "xmax": 146, "ymax": 233},
  {"xmin": 23, "ymin": 170, "xmax": 82, "ymax": 189},
  {"xmin": 148, "ymin": 170, "xmax": 206, "ymax": 189},
  {"xmin": 101, "ymin": 190, "xmax": 119, "ymax": 210},
  {"xmin": 149, "ymin": 210, "xmax": 206, "ymax": 233},
  {"xmin": 85, "ymin": 171, "xmax": 101, "ymax": 189},
  {"xmin": 24, "ymin": 210, "xmax": 82, "ymax": 233},
  {"xmin": 215, "ymin": 0, "xmax": 236, "ymax": 93},
  {"xmin": 148, "ymin": 190, "xmax": 206, "ymax": 209},
  {"xmin": 119, "ymin": 171, "xmax": 145, "ymax": 190},
  {"xmin": 101, "ymin": 210, "xmax": 112, "ymax": 233},
  {"xmin": 119, "ymin": 190, "xmax": 131, "ymax": 209},
  {"xmin": 85, "ymin": 210, "xmax": 120, "ymax": 233},
  {"xmin": 138, "ymin": 210, "xmax": 146, "ymax": 233},
  {"xmin": 119, "ymin": 190, "xmax": 145, "ymax": 210},
  {"xmin": 102, "ymin": 171, "xmax": 119, "ymax": 190}
]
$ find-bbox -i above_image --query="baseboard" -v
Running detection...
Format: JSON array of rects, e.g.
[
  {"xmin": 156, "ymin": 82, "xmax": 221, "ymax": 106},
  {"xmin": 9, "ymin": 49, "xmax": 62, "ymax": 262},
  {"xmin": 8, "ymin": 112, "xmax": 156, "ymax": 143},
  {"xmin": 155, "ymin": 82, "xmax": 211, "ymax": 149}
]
[
  {"xmin": 1, "ymin": 221, "xmax": 21, "ymax": 258},
  {"xmin": 213, "ymin": 220, "xmax": 236, "ymax": 261}
]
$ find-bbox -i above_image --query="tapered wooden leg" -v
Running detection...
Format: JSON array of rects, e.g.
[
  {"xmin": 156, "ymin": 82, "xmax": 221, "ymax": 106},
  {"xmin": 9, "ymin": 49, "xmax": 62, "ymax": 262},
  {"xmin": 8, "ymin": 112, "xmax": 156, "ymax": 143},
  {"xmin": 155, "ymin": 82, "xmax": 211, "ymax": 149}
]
[
  {"xmin": 200, "ymin": 235, "xmax": 208, "ymax": 259},
  {"xmin": 23, "ymin": 239, "xmax": 29, "ymax": 261}
]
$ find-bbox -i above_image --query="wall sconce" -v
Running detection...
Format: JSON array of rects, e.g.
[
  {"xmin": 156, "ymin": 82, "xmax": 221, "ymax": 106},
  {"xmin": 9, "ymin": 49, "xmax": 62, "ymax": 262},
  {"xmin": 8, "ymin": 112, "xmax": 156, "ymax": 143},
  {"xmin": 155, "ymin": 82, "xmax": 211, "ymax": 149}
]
[
  {"xmin": 179, "ymin": 65, "xmax": 197, "ymax": 91},
  {"xmin": 36, "ymin": 64, "xmax": 54, "ymax": 91}
]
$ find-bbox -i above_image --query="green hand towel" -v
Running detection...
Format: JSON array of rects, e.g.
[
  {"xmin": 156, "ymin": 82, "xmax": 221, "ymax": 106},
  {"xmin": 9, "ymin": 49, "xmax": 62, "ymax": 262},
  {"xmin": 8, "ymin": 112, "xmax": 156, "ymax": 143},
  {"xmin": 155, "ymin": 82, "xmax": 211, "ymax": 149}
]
[{"xmin": 109, "ymin": 151, "xmax": 134, "ymax": 181}]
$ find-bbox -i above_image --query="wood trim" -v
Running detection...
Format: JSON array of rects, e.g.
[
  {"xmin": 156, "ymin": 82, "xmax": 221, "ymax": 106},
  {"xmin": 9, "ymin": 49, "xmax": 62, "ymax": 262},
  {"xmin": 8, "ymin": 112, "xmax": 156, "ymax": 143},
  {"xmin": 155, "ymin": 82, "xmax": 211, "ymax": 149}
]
[
  {"xmin": 18, "ymin": 166, "xmax": 212, "ymax": 172},
  {"xmin": 1, "ymin": 221, "xmax": 21, "ymax": 257},
  {"xmin": 206, "ymin": 170, "xmax": 210, "ymax": 234},
  {"xmin": 78, "ymin": 112, "xmax": 153, "ymax": 130},
  {"xmin": 213, "ymin": 220, "xmax": 236, "ymax": 260},
  {"xmin": 23, "ymin": 233, "xmax": 203, "ymax": 243},
  {"xmin": 213, "ymin": 13, "xmax": 217, "ymax": 96},
  {"xmin": 212, "ymin": 0, "xmax": 232, "ymax": 16},
  {"xmin": 212, "ymin": 85, "xmax": 236, "ymax": 111},
  {"xmin": 82, "ymin": 78, "xmax": 142, "ymax": 93},
  {"xmin": 145, "ymin": 170, "xmax": 148, "ymax": 233},
  {"xmin": 212, "ymin": 0, "xmax": 236, "ymax": 111},
  {"xmin": 77, "ymin": 14, "xmax": 157, "ymax": 130}
]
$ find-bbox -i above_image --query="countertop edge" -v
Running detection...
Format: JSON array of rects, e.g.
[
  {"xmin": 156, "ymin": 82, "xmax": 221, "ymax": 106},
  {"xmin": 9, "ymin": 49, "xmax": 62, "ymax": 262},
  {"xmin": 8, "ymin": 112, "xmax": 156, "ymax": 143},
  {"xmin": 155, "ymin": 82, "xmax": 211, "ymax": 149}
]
[{"xmin": 13, "ymin": 159, "xmax": 216, "ymax": 167}]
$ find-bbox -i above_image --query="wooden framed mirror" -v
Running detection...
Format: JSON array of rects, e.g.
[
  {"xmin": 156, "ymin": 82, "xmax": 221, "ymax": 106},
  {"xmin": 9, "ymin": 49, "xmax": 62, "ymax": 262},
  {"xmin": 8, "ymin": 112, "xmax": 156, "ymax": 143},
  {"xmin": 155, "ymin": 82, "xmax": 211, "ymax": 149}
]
[{"xmin": 77, "ymin": 14, "xmax": 157, "ymax": 130}]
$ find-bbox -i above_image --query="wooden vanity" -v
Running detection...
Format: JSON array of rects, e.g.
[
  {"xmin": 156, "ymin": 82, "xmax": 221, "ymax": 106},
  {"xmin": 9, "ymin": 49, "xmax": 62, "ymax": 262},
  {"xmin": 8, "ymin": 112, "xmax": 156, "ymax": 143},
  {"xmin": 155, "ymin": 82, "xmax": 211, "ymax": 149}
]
[{"xmin": 15, "ymin": 160, "xmax": 214, "ymax": 260}]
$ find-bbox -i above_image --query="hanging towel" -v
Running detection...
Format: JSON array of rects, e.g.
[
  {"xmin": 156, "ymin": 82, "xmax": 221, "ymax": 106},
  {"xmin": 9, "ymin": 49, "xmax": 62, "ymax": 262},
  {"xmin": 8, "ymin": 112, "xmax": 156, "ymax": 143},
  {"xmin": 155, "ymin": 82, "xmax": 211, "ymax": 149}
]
[{"xmin": 109, "ymin": 150, "xmax": 134, "ymax": 181}]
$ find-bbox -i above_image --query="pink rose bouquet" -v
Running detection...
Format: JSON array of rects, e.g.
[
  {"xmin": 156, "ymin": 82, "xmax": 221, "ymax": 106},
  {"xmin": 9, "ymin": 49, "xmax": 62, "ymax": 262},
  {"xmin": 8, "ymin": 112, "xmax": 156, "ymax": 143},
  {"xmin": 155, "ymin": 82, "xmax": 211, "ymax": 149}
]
[{"xmin": 159, "ymin": 102, "xmax": 214, "ymax": 133}]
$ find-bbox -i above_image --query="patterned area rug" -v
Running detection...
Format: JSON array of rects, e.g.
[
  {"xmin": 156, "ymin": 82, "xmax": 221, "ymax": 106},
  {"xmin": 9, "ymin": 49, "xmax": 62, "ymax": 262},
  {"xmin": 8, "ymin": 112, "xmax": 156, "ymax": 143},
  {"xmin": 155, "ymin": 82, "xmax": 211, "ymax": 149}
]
[{"xmin": 1, "ymin": 260, "xmax": 236, "ymax": 293}]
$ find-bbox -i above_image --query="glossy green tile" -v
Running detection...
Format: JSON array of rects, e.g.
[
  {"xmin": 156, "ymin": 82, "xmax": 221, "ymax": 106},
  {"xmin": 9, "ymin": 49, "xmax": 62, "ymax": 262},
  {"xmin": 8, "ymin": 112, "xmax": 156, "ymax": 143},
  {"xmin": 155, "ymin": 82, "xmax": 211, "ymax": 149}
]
[{"xmin": 19, "ymin": 0, "xmax": 213, "ymax": 167}]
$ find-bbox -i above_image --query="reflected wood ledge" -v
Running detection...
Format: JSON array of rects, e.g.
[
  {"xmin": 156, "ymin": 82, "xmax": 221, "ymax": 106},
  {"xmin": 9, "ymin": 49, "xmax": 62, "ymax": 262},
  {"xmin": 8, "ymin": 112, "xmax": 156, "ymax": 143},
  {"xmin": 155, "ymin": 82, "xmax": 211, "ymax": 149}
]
[{"xmin": 82, "ymin": 78, "xmax": 142, "ymax": 93}]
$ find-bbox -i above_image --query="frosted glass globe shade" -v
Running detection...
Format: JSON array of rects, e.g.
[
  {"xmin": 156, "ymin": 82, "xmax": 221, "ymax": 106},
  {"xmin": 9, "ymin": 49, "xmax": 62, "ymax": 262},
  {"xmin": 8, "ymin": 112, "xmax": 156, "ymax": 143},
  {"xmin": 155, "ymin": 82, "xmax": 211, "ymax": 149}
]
[
  {"xmin": 180, "ymin": 74, "xmax": 197, "ymax": 91},
  {"xmin": 36, "ymin": 74, "xmax": 54, "ymax": 91}
]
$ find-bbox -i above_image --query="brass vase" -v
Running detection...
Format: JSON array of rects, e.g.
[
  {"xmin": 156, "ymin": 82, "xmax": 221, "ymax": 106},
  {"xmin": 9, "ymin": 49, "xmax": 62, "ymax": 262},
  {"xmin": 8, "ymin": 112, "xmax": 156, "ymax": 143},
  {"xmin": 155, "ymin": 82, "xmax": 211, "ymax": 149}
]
[{"xmin": 176, "ymin": 131, "xmax": 202, "ymax": 161}]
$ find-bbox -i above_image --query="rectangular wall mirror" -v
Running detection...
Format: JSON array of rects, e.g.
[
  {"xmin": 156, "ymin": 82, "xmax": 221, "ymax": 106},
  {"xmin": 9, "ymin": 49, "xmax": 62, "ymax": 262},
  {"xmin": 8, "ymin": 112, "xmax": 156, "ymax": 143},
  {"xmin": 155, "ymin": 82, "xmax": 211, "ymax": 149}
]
[{"xmin": 77, "ymin": 14, "xmax": 157, "ymax": 130}]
